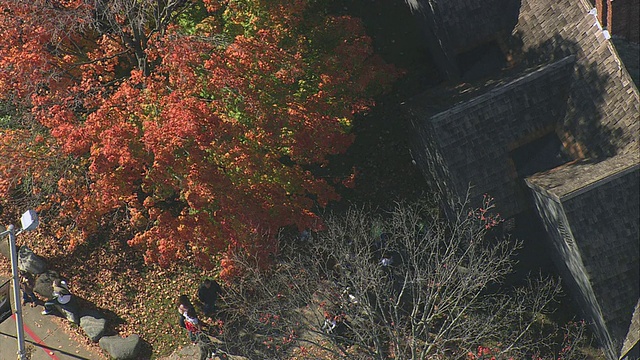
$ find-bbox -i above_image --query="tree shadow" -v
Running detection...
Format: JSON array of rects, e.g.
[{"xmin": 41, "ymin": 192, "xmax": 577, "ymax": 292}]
[{"xmin": 507, "ymin": 32, "xmax": 634, "ymax": 160}]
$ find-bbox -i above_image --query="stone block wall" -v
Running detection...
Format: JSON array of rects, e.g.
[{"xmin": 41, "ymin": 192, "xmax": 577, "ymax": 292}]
[
  {"xmin": 405, "ymin": 0, "xmax": 639, "ymax": 358},
  {"xmin": 407, "ymin": 107, "xmax": 456, "ymax": 207},
  {"xmin": 433, "ymin": 0, "xmax": 521, "ymax": 53},
  {"xmin": 413, "ymin": 0, "xmax": 520, "ymax": 79}
]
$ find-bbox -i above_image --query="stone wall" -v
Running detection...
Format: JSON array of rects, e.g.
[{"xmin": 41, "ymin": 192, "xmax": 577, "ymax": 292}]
[
  {"xmin": 405, "ymin": 1, "xmax": 639, "ymax": 356},
  {"xmin": 431, "ymin": 0, "xmax": 520, "ymax": 54},
  {"xmin": 413, "ymin": 0, "xmax": 520, "ymax": 79},
  {"xmin": 407, "ymin": 106, "xmax": 455, "ymax": 207}
]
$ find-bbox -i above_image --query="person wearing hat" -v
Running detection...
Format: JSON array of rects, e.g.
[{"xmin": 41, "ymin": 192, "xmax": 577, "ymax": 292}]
[{"xmin": 41, "ymin": 279, "xmax": 73, "ymax": 315}]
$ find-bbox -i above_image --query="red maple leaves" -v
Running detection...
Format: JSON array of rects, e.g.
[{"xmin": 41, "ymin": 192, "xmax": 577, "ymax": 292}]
[{"xmin": 0, "ymin": 0, "xmax": 401, "ymax": 274}]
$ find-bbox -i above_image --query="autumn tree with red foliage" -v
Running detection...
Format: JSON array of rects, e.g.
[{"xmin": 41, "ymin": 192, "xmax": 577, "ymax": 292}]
[{"xmin": 0, "ymin": 0, "xmax": 400, "ymax": 275}]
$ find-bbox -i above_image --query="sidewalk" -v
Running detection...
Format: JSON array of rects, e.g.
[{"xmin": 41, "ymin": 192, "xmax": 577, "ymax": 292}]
[{"xmin": 0, "ymin": 277, "xmax": 102, "ymax": 360}]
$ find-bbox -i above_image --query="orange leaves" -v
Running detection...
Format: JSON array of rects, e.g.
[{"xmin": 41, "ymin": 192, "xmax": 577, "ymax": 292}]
[
  {"xmin": 126, "ymin": 2, "xmax": 399, "ymax": 273},
  {"xmin": 0, "ymin": 1, "xmax": 92, "ymax": 102},
  {"xmin": 1, "ymin": 0, "xmax": 401, "ymax": 277},
  {"xmin": 202, "ymin": 0, "xmax": 224, "ymax": 13}
]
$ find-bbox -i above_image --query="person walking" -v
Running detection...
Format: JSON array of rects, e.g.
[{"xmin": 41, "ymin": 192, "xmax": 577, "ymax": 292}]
[
  {"xmin": 177, "ymin": 295, "xmax": 219, "ymax": 359},
  {"xmin": 197, "ymin": 279, "xmax": 221, "ymax": 318},
  {"xmin": 183, "ymin": 306, "xmax": 202, "ymax": 344},
  {"xmin": 177, "ymin": 294, "xmax": 195, "ymax": 329},
  {"xmin": 19, "ymin": 272, "xmax": 38, "ymax": 307}
]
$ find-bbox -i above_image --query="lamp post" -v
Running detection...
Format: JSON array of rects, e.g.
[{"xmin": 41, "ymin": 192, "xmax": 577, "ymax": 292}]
[{"xmin": 1, "ymin": 210, "xmax": 39, "ymax": 360}]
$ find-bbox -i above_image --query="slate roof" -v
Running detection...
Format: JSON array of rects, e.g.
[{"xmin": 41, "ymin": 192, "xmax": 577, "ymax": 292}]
[
  {"xmin": 526, "ymin": 151, "xmax": 639, "ymax": 200},
  {"xmin": 427, "ymin": 0, "xmax": 521, "ymax": 54},
  {"xmin": 621, "ymin": 299, "xmax": 640, "ymax": 359},
  {"xmin": 407, "ymin": 55, "xmax": 576, "ymax": 118},
  {"xmin": 406, "ymin": 56, "xmax": 576, "ymax": 217},
  {"xmin": 527, "ymin": 154, "xmax": 640, "ymax": 352},
  {"xmin": 406, "ymin": 0, "xmax": 640, "ymax": 356},
  {"xmin": 514, "ymin": 0, "xmax": 639, "ymax": 158}
]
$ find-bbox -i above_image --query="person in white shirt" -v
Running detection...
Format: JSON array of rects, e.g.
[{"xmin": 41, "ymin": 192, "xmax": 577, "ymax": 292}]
[{"xmin": 42, "ymin": 279, "xmax": 73, "ymax": 315}]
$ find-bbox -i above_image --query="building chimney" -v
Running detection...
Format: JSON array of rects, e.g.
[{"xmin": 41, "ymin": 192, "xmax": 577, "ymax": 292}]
[
  {"xmin": 609, "ymin": 0, "xmax": 639, "ymax": 43},
  {"xmin": 596, "ymin": 0, "xmax": 608, "ymax": 28},
  {"xmin": 596, "ymin": 0, "xmax": 639, "ymax": 43}
]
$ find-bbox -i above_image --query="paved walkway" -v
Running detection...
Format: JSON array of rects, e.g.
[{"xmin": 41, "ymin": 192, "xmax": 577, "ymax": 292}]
[{"xmin": 0, "ymin": 278, "xmax": 102, "ymax": 360}]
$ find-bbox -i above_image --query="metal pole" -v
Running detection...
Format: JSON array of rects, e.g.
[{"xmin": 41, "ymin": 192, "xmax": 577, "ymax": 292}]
[{"xmin": 8, "ymin": 225, "xmax": 27, "ymax": 360}]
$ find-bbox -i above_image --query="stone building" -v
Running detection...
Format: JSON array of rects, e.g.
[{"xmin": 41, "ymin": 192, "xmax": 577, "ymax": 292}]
[
  {"xmin": 404, "ymin": 0, "xmax": 639, "ymax": 358},
  {"xmin": 526, "ymin": 153, "xmax": 639, "ymax": 359}
]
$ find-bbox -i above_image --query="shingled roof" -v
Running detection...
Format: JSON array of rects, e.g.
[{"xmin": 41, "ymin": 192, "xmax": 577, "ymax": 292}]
[
  {"xmin": 621, "ymin": 299, "xmax": 640, "ymax": 359},
  {"xmin": 526, "ymin": 153, "xmax": 639, "ymax": 358},
  {"xmin": 514, "ymin": 0, "xmax": 639, "ymax": 158},
  {"xmin": 406, "ymin": 56, "xmax": 576, "ymax": 217},
  {"xmin": 427, "ymin": 0, "xmax": 520, "ymax": 54},
  {"xmin": 406, "ymin": 0, "xmax": 639, "ymax": 358}
]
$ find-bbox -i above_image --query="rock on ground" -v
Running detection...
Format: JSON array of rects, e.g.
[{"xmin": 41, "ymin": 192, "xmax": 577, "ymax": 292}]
[
  {"xmin": 99, "ymin": 334, "xmax": 141, "ymax": 360},
  {"xmin": 33, "ymin": 270, "xmax": 60, "ymax": 299},
  {"xmin": 17, "ymin": 246, "xmax": 48, "ymax": 275},
  {"xmin": 158, "ymin": 343, "xmax": 248, "ymax": 360},
  {"xmin": 80, "ymin": 311, "xmax": 106, "ymax": 342}
]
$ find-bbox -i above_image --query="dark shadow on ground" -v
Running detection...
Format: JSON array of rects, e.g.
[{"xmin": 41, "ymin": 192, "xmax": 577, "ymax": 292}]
[{"xmin": 316, "ymin": 1, "xmax": 436, "ymax": 214}]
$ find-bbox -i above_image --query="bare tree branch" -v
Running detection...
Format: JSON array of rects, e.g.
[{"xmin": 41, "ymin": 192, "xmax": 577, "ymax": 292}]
[{"xmin": 219, "ymin": 197, "xmax": 577, "ymax": 359}]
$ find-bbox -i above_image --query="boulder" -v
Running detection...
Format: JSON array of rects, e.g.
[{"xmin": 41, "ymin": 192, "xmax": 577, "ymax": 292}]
[
  {"xmin": 80, "ymin": 311, "xmax": 107, "ymax": 342},
  {"xmin": 99, "ymin": 334, "xmax": 141, "ymax": 360},
  {"xmin": 34, "ymin": 270, "xmax": 60, "ymax": 299},
  {"xmin": 0, "ymin": 236, "xmax": 9, "ymax": 259},
  {"xmin": 56, "ymin": 303, "xmax": 79, "ymax": 324},
  {"xmin": 17, "ymin": 246, "xmax": 48, "ymax": 275}
]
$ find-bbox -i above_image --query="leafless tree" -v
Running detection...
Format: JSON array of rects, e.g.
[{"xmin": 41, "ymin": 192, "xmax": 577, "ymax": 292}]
[
  {"xmin": 89, "ymin": 0, "xmax": 191, "ymax": 75},
  {"xmin": 219, "ymin": 197, "xmax": 591, "ymax": 359}
]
